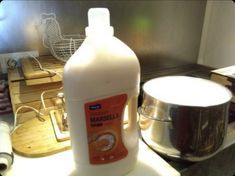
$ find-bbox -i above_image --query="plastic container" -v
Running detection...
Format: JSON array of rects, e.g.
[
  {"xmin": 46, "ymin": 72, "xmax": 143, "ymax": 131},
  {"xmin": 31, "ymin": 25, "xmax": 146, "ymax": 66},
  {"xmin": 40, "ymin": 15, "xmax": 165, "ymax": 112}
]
[
  {"xmin": 0, "ymin": 121, "xmax": 13, "ymax": 173},
  {"xmin": 63, "ymin": 8, "xmax": 140, "ymax": 176}
]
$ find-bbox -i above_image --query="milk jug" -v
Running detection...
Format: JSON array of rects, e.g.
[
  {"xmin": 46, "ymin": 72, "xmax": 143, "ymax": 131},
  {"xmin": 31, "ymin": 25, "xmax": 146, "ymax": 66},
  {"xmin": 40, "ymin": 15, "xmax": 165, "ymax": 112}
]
[{"xmin": 63, "ymin": 8, "xmax": 140, "ymax": 176}]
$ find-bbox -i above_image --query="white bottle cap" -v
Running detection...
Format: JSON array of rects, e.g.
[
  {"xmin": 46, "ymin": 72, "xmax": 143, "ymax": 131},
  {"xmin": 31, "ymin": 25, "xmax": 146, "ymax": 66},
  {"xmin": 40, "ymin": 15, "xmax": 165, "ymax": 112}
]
[
  {"xmin": 85, "ymin": 8, "xmax": 114, "ymax": 36},
  {"xmin": 88, "ymin": 8, "xmax": 110, "ymax": 28}
]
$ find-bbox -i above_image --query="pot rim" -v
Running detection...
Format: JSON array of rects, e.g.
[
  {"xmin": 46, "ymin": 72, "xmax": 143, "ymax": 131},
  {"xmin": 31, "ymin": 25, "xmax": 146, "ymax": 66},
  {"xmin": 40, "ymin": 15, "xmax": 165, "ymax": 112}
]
[{"xmin": 142, "ymin": 76, "xmax": 232, "ymax": 107}]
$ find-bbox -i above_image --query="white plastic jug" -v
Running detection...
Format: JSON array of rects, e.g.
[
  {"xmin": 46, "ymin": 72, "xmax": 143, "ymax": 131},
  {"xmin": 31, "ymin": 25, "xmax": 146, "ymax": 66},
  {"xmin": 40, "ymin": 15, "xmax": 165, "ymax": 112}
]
[{"xmin": 63, "ymin": 8, "xmax": 140, "ymax": 176}]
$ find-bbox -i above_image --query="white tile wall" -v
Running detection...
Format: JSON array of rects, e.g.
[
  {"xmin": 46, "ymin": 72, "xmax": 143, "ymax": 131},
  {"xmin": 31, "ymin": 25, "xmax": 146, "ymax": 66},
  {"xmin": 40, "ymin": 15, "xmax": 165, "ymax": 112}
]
[{"xmin": 198, "ymin": 1, "xmax": 235, "ymax": 68}]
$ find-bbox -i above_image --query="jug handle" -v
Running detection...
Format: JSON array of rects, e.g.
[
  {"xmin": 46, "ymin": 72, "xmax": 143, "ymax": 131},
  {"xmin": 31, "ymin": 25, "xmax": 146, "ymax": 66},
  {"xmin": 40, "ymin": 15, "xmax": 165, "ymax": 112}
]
[{"xmin": 127, "ymin": 96, "xmax": 138, "ymax": 133}]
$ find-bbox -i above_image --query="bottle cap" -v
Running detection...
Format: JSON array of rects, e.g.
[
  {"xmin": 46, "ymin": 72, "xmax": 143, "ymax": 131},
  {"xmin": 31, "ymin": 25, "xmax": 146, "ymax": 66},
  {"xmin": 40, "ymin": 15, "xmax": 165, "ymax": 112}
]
[
  {"xmin": 88, "ymin": 8, "xmax": 110, "ymax": 28},
  {"xmin": 85, "ymin": 8, "xmax": 113, "ymax": 36}
]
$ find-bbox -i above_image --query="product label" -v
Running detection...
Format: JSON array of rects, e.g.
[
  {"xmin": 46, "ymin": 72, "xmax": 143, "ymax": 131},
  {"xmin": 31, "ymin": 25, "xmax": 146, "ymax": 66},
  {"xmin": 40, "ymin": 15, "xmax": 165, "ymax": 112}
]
[{"xmin": 85, "ymin": 94, "xmax": 128, "ymax": 164}]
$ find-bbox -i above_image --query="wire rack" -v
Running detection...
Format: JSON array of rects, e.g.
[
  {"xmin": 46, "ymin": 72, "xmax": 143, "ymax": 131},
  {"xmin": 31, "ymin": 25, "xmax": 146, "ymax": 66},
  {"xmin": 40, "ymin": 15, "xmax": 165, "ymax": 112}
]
[{"xmin": 38, "ymin": 13, "xmax": 85, "ymax": 62}]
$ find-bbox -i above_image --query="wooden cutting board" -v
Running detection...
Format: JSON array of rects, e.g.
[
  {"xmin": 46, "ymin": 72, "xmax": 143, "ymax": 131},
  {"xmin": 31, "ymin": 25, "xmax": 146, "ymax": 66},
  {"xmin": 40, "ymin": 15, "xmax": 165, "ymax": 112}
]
[
  {"xmin": 21, "ymin": 55, "xmax": 64, "ymax": 79},
  {"xmin": 11, "ymin": 114, "xmax": 71, "ymax": 157},
  {"xmin": 20, "ymin": 55, "xmax": 64, "ymax": 86}
]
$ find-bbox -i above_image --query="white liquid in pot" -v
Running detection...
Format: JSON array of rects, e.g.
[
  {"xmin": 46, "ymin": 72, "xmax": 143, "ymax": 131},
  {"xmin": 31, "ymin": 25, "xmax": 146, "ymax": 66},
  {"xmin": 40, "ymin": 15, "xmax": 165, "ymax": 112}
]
[{"xmin": 144, "ymin": 76, "xmax": 232, "ymax": 107}]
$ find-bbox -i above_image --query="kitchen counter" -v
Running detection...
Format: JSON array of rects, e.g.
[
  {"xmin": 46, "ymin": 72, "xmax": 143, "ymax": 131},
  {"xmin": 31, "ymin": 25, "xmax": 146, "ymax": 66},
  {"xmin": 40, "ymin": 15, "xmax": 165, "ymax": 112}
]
[
  {"xmin": 1, "ymin": 140, "xmax": 180, "ymax": 176},
  {"xmin": 1, "ymin": 124, "xmax": 235, "ymax": 176},
  {"xmin": 2, "ymin": 124, "xmax": 235, "ymax": 176}
]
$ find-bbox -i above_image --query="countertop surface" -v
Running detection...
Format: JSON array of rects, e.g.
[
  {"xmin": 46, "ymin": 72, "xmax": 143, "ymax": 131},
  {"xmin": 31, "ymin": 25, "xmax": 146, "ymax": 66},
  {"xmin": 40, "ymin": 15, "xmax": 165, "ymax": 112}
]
[
  {"xmin": 3, "ymin": 124, "xmax": 235, "ymax": 176},
  {"xmin": 1, "ymin": 140, "xmax": 180, "ymax": 176}
]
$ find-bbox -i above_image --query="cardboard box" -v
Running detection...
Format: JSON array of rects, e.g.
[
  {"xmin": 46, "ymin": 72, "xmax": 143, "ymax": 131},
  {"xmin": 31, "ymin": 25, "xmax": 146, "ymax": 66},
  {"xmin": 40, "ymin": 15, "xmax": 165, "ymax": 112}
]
[{"xmin": 210, "ymin": 65, "xmax": 235, "ymax": 122}]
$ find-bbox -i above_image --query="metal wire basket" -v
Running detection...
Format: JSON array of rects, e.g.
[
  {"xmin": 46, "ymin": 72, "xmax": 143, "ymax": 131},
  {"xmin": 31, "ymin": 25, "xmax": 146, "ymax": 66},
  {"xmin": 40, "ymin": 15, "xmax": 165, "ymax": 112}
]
[{"xmin": 38, "ymin": 13, "xmax": 85, "ymax": 62}]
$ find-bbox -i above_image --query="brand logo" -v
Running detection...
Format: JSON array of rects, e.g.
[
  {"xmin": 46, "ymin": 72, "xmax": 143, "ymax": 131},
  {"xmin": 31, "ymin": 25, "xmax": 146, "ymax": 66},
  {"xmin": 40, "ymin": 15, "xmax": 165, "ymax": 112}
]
[{"xmin": 89, "ymin": 104, "xmax": 102, "ymax": 110}]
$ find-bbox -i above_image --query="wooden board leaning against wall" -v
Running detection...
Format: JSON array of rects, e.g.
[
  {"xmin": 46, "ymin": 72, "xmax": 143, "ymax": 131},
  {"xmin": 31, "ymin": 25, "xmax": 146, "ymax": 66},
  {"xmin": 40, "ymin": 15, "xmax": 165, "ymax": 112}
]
[{"xmin": 8, "ymin": 56, "xmax": 64, "ymax": 124}]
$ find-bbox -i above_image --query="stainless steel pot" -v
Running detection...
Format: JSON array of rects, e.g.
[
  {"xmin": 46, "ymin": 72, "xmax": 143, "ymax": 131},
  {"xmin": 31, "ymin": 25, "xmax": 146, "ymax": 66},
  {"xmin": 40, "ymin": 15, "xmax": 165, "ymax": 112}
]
[{"xmin": 139, "ymin": 76, "xmax": 232, "ymax": 161}]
